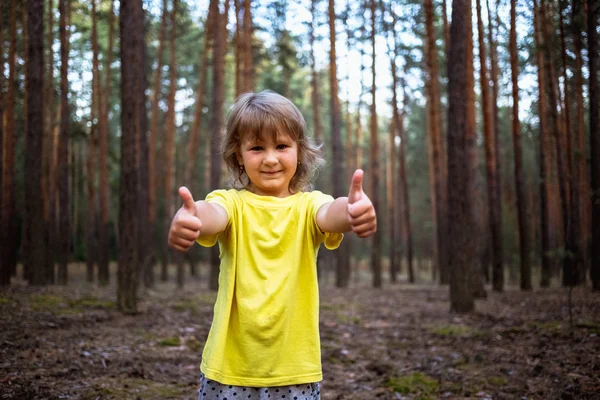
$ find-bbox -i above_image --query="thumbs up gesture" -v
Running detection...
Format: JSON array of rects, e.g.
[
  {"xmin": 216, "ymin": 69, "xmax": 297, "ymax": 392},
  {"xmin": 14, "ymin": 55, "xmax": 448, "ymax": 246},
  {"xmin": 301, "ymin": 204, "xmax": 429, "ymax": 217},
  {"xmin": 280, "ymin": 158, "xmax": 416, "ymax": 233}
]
[
  {"xmin": 347, "ymin": 169, "xmax": 377, "ymax": 238},
  {"xmin": 168, "ymin": 186, "xmax": 203, "ymax": 252}
]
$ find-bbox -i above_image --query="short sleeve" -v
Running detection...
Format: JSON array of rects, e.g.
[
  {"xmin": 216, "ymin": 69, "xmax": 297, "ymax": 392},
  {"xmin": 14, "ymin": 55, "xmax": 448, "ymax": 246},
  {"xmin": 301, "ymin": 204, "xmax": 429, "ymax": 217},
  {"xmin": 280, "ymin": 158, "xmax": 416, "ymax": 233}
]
[
  {"xmin": 196, "ymin": 189, "xmax": 234, "ymax": 247},
  {"xmin": 309, "ymin": 191, "xmax": 344, "ymax": 250}
]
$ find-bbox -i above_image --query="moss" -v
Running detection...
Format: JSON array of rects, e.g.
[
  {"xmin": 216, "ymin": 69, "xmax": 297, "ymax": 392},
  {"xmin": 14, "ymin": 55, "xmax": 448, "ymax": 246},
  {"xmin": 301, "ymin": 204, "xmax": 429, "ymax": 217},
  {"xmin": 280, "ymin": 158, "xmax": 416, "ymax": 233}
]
[
  {"xmin": 430, "ymin": 325, "xmax": 484, "ymax": 338},
  {"xmin": 30, "ymin": 294, "xmax": 66, "ymax": 311},
  {"xmin": 503, "ymin": 326, "xmax": 526, "ymax": 334},
  {"xmin": 69, "ymin": 296, "xmax": 116, "ymax": 310},
  {"xmin": 528, "ymin": 321, "xmax": 563, "ymax": 332},
  {"xmin": 385, "ymin": 372, "xmax": 439, "ymax": 397},
  {"xmin": 0, "ymin": 297, "xmax": 12, "ymax": 305},
  {"xmin": 158, "ymin": 337, "xmax": 181, "ymax": 347},
  {"xmin": 487, "ymin": 376, "xmax": 508, "ymax": 386},
  {"xmin": 193, "ymin": 292, "xmax": 217, "ymax": 305},
  {"xmin": 336, "ymin": 314, "xmax": 361, "ymax": 325},
  {"xmin": 171, "ymin": 299, "xmax": 199, "ymax": 315},
  {"xmin": 186, "ymin": 336, "xmax": 204, "ymax": 352}
]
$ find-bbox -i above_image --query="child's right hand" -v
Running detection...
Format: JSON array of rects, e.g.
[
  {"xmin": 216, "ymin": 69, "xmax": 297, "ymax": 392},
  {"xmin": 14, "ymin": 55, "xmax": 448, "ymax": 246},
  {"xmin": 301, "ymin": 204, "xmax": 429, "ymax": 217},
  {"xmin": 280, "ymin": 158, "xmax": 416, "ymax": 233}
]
[{"xmin": 168, "ymin": 187, "xmax": 203, "ymax": 252}]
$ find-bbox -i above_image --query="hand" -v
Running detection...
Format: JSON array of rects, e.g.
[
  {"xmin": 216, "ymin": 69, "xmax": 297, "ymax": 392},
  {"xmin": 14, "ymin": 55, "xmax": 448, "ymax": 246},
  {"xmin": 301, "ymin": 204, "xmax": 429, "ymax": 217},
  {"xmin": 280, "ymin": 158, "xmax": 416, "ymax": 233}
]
[
  {"xmin": 168, "ymin": 187, "xmax": 203, "ymax": 252},
  {"xmin": 347, "ymin": 169, "xmax": 377, "ymax": 238}
]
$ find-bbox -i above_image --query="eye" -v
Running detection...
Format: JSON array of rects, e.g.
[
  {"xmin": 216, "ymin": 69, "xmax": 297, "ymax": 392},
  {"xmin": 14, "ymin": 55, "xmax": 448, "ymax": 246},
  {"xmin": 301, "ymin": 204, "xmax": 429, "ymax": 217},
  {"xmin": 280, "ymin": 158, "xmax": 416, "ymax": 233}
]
[
  {"xmin": 250, "ymin": 146, "xmax": 263, "ymax": 151},
  {"xmin": 276, "ymin": 144, "xmax": 289, "ymax": 150}
]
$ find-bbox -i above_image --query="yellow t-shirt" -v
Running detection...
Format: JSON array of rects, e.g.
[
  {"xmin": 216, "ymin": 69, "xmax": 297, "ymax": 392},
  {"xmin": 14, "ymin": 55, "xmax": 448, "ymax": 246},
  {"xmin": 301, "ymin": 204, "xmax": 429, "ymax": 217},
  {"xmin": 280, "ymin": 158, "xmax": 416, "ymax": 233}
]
[{"xmin": 196, "ymin": 189, "xmax": 343, "ymax": 387}]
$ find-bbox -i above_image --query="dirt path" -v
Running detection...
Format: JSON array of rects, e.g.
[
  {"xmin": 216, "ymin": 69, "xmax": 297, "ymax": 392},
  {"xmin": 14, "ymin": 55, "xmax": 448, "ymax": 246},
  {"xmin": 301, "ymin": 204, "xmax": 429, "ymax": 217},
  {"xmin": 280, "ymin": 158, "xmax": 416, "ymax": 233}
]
[{"xmin": 1, "ymin": 272, "xmax": 599, "ymax": 399}]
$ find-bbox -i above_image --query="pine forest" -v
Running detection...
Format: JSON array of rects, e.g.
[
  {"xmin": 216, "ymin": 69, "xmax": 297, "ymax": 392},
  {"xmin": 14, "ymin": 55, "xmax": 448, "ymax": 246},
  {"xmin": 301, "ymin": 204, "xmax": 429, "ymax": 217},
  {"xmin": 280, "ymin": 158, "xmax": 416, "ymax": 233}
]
[{"xmin": 0, "ymin": 0, "xmax": 599, "ymax": 398}]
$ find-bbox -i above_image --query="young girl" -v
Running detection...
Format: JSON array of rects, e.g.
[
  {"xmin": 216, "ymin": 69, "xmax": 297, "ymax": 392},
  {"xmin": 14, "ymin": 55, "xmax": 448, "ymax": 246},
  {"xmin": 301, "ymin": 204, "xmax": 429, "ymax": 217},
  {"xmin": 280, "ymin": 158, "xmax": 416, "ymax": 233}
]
[{"xmin": 168, "ymin": 90, "xmax": 377, "ymax": 400}]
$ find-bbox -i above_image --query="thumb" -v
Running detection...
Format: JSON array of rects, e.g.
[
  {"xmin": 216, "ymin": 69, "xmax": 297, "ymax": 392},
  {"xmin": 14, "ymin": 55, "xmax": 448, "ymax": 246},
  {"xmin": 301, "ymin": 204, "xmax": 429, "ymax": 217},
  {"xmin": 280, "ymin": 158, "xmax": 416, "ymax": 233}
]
[
  {"xmin": 179, "ymin": 186, "xmax": 196, "ymax": 214},
  {"xmin": 348, "ymin": 169, "xmax": 364, "ymax": 204}
]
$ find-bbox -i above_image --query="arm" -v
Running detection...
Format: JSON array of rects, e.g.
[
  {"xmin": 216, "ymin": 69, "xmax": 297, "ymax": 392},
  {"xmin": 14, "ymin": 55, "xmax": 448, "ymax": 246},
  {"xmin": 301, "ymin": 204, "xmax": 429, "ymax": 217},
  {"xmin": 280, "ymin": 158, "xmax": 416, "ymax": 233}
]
[
  {"xmin": 316, "ymin": 169, "xmax": 377, "ymax": 238},
  {"xmin": 168, "ymin": 187, "xmax": 228, "ymax": 252},
  {"xmin": 316, "ymin": 197, "xmax": 352, "ymax": 233}
]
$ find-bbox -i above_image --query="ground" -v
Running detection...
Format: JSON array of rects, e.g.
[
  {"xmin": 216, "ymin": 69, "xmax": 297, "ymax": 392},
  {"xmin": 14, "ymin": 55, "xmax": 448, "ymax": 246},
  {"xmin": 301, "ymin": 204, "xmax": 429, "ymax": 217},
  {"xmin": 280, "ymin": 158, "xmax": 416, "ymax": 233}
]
[{"xmin": 1, "ymin": 264, "xmax": 599, "ymax": 400}]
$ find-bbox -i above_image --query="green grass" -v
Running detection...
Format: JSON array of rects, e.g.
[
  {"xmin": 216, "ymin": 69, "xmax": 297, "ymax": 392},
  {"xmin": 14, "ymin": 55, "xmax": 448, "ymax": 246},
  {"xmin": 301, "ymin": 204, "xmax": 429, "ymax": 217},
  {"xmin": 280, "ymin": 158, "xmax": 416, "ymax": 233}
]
[
  {"xmin": 30, "ymin": 294, "xmax": 66, "ymax": 311},
  {"xmin": 157, "ymin": 337, "xmax": 181, "ymax": 347},
  {"xmin": 430, "ymin": 324, "xmax": 485, "ymax": 338},
  {"xmin": 0, "ymin": 297, "xmax": 12, "ymax": 305},
  {"xmin": 385, "ymin": 372, "xmax": 439, "ymax": 398},
  {"xmin": 487, "ymin": 376, "xmax": 508, "ymax": 386}
]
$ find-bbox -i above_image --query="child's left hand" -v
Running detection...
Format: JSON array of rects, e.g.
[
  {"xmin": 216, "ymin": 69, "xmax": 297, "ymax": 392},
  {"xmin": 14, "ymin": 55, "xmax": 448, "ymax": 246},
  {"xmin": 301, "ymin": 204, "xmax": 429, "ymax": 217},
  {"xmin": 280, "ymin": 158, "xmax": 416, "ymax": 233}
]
[{"xmin": 347, "ymin": 169, "xmax": 377, "ymax": 238}]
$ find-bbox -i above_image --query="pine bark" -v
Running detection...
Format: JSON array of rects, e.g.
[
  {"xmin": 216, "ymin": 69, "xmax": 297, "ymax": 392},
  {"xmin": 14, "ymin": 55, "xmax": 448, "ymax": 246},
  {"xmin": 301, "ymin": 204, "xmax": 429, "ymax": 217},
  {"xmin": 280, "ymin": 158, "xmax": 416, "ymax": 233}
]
[
  {"xmin": 24, "ymin": 0, "xmax": 47, "ymax": 285},
  {"xmin": 589, "ymin": 0, "xmax": 600, "ymax": 291},
  {"xmin": 1, "ymin": 0, "xmax": 18, "ymax": 286},
  {"xmin": 510, "ymin": 0, "xmax": 531, "ymax": 290},
  {"xmin": 243, "ymin": 0, "xmax": 253, "ymax": 92},
  {"xmin": 477, "ymin": 0, "xmax": 503, "ymax": 291},
  {"xmin": 56, "ymin": 0, "xmax": 71, "ymax": 285},
  {"xmin": 369, "ymin": 0, "xmax": 381, "ymax": 288},
  {"xmin": 149, "ymin": 0, "xmax": 168, "ymax": 283},
  {"xmin": 310, "ymin": 0, "xmax": 322, "ymax": 146},
  {"xmin": 569, "ymin": 0, "xmax": 585, "ymax": 284},
  {"xmin": 328, "ymin": 0, "xmax": 349, "ymax": 288},
  {"xmin": 424, "ymin": 0, "xmax": 448, "ymax": 285},
  {"xmin": 533, "ymin": 0, "xmax": 552, "ymax": 288},
  {"xmin": 485, "ymin": 0, "xmax": 503, "ymax": 287},
  {"xmin": 98, "ymin": 0, "xmax": 115, "ymax": 286},
  {"xmin": 118, "ymin": 0, "xmax": 145, "ymax": 314},
  {"xmin": 87, "ymin": 0, "xmax": 100, "ymax": 284},
  {"xmin": 447, "ymin": 0, "xmax": 475, "ymax": 312},
  {"xmin": 44, "ymin": 0, "xmax": 56, "ymax": 284},
  {"xmin": 209, "ymin": 0, "xmax": 227, "ymax": 291},
  {"xmin": 541, "ymin": 0, "xmax": 573, "ymax": 286}
]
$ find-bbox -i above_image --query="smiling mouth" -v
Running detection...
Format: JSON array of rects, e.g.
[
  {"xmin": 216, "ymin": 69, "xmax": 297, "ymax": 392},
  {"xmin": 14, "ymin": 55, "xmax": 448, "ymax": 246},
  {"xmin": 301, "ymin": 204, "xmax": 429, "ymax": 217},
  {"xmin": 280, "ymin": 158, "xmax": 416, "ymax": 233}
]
[{"xmin": 262, "ymin": 171, "xmax": 281, "ymax": 175}]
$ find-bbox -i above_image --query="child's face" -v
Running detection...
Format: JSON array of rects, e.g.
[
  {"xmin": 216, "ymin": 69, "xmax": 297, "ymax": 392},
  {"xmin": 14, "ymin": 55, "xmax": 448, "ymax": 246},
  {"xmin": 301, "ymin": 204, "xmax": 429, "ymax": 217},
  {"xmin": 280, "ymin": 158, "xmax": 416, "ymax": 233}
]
[{"xmin": 238, "ymin": 132, "xmax": 299, "ymax": 197}]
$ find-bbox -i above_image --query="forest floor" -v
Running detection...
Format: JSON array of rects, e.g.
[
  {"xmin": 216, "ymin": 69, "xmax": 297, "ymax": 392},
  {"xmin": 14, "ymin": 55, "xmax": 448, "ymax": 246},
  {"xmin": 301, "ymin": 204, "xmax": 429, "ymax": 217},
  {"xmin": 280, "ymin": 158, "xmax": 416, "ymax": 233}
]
[{"xmin": 1, "ymin": 263, "xmax": 599, "ymax": 400}]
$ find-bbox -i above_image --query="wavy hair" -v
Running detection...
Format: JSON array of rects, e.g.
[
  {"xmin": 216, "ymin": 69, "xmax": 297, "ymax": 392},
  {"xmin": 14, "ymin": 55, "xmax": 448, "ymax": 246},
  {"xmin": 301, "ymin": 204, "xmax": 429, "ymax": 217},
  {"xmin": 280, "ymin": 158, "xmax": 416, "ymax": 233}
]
[{"xmin": 221, "ymin": 90, "xmax": 325, "ymax": 193}]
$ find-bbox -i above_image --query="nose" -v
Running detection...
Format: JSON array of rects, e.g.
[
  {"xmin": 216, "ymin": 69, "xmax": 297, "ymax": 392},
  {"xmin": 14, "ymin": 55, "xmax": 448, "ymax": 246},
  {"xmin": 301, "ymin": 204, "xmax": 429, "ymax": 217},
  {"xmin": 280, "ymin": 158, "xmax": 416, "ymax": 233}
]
[{"xmin": 263, "ymin": 150, "xmax": 278, "ymax": 165}]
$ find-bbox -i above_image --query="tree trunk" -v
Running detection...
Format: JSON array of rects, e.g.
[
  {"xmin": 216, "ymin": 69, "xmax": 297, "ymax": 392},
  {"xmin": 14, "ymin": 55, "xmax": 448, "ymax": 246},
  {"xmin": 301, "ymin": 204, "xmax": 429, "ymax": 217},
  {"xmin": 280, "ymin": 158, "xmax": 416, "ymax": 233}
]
[
  {"xmin": 1, "ymin": 0, "xmax": 18, "ymax": 286},
  {"xmin": 477, "ymin": 0, "xmax": 503, "ymax": 291},
  {"xmin": 24, "ymin": 0, "xmax": 47, "ymax": 285},
  {"xmin": 56, "ymin": 0, "xmax": 71, "ymax": 285},
  {"xmin": 570, "ymin": 0, "xmax": 585, "ymax": 284},
  {"xmin": 150, "ymin": 0, "xmax": 168, "ymax": 284},
  {"xmin": 98, "ymin": 0, "xmax": 115, "ymax": 286},
  {"xmin": 162, "ymin": 0, "xmax": 185, "ymax": 289},
  {"xmin": 310, "ymin": 0, "xmax": 321, "ymax": 146},
  {"xmin": 369, "ymin": 0, "xmax": 381, "ymax": 288},
  {"xmin": 0, "ymin": 0, "xmax": 4, "ymax": 283},
  {"xmin": 424, "ymin": 0, "xmax": 448, "ymax": 285},
  {"xmin": 447, "ymin": 0, "xmax": 476, "ymax": 312},
  {"xmin": 533, "ymin": 0, "xmax": 552, "ymax": 288},
  {"xmin": 328, "ymin": 0, "xmax": 349, "ymax": 288},
  {"xmin": 234, "ymin": 0, "xmax": 242, "ymax": 97},
  {"xmin": 540, "ymin": 0, "xmax": 573, "ymax": 287},
  {"xmin": 44, "ymin": 0, "xmax": 55, "ymax": 284},
  {"xmin": 510, "ymin": 0, "xmax": 531, "ymax": 290},
  {"xmin": 87, "ymin": 0, "xmax": 100, "ymax": 284},
  {"xmin": 118, "ymin": 0, "xmax": 145, "ymax": 314},
  {"xmin": 186, "ymin": 8, "xmax": 214, "ymax": 195},
  {"xmin": 589, "ymin": 0, "xmax": 600, "ymax": 291},
  {"xmin": 485, "ymin": 0, "xmax": 503, "ymax": 288},
  {"xmin": 243, "ymin": 0, "xmax": 253, "ymax": 92},
  {"xmin": 209, "ymin": 0, "xmax": 227, "ymax": 291}
]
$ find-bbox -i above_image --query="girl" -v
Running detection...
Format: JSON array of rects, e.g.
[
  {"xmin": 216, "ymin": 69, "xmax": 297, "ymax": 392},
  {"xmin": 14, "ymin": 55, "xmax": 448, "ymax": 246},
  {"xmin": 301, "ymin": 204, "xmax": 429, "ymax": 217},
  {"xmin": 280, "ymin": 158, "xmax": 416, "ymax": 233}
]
[{"xmin": 168, "ymin": 91, "xmax": 377, "ymax": 400}]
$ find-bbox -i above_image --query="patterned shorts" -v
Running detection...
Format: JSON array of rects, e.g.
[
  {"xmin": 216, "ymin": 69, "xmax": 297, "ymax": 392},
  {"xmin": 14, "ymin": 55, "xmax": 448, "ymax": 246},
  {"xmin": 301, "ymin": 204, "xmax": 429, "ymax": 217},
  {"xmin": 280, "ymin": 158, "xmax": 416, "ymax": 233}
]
[{"xmin": 197, "ymin": 372, "xmax": 321, "ymax": 400}]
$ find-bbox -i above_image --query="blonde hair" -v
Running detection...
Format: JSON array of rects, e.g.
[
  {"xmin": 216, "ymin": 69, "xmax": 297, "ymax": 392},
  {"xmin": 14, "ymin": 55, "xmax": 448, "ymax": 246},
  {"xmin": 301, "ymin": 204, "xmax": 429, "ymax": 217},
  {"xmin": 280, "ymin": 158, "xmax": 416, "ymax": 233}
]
[{"xmin": 221, "ymin": 90, "xmax": 325, "ymax": 193}]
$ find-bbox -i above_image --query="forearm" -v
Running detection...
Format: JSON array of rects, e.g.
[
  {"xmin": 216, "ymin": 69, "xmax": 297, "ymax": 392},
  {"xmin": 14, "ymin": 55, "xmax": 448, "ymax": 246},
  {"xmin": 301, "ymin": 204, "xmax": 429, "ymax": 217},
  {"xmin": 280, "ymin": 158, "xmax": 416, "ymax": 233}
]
[
  {"xmin": 317, "ymin": 197, "xmax": 352, "ymax": 233},
  {"xmin": 195, "ymin": 201, "xmax": 227, "ymax": 236}
]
